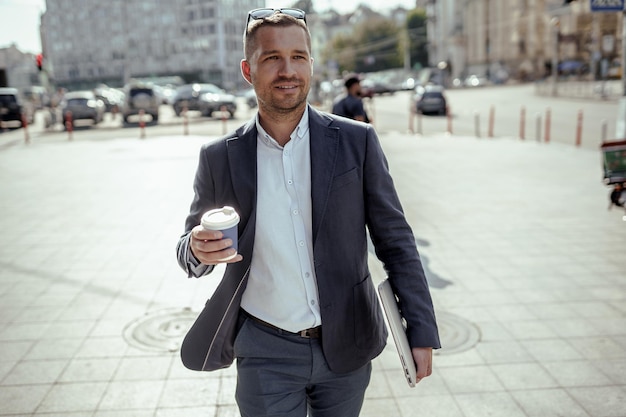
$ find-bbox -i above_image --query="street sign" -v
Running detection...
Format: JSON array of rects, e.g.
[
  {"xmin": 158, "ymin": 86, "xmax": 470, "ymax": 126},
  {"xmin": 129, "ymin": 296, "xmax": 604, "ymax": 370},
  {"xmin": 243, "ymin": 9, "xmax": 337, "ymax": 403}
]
[{"xmin": 591, "ymin": 0, "xmax": 624, "ymax": 12}]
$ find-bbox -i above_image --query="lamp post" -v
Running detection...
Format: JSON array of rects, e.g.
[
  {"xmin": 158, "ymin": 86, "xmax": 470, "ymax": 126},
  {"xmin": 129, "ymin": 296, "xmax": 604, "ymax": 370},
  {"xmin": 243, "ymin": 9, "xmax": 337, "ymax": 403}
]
[{"xmin": 550, "ymin": 17, "xmax": 560, "ymax": 97}]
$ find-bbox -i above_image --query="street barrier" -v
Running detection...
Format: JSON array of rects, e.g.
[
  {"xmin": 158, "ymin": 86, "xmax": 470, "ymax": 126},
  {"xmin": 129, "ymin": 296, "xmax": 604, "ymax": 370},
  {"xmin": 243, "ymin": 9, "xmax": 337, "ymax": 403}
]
[
  {"xmin": 446, "ymin": 106, "xmax": 452, "ymax": 134},
  {"xmin": 65, "ymin": 111, "xmax": 73, "ymax": 141},
  {"xmin": 474, "ymin": 111, "xmax": 480, "ymax": 138},
  {"xmin": 488, "ymin": 106, "xmax": 495, "ymax": 138},
  {"xmin": 183, "ymin": 106, "xmax": 189, "ymax": 136},
  {"xmin": 139, "ymin": 109, "xmax": 146, "ymax": 139},
  {"xmin": 20, "ymin": 113, "xmax": 30, "ymax": 144},
  {"xmin": 575, "ymin": 109, "xmax": 583, "ymax": 147}
]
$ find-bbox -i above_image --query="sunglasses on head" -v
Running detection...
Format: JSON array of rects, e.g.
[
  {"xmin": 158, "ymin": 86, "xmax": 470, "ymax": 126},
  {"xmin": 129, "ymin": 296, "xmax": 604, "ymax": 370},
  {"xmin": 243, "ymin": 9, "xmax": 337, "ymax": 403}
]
[{"xmin": 246, "ymin": 8, "xmax": 307, "ymax": 26}]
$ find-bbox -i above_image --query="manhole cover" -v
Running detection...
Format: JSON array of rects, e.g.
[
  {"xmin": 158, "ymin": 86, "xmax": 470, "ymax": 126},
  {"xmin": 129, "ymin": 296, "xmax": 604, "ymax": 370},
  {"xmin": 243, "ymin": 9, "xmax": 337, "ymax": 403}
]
[
  {"xmin": 123, "ymin": 308, "xmax": 197, "ymax": 352},
  {"xmin": 435, "ymin": 311, "xmax": 481, "ymax": 355}
]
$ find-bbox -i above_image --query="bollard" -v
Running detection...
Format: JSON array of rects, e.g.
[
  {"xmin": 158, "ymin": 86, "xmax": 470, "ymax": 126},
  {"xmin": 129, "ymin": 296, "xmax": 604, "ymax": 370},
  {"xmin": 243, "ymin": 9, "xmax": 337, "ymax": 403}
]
[
  {"xmin": 183, "ymin": 106, "xmax": 189, "ymax": 136},
  {"xmin": 535, "ymin": 113, "xmax": 542, "ymax": 142},
  {"xmin": 139, "ymin": 109, "xmax": 146, "ymax": 139},
  {"xmin": 446, "ymin": 106, "xmax": 452, "ymax": 135},
  {"xmin": 408, "ymin": 107, "xmax": 415, "ymax": 134},
  {"xmin": 519, "ymin": 106, "xmax": 526, "ymax": 140},
  {"xmin": 21, "ymin": 113, "xmax": 30, "ymax": 144},
  {"xmin": 65, "ymin": 111, "xmax": 73, "ymax": 141},
  {"xmin": 575, "ymin": 109, "xmax": 583, "ymax": 147},
  {"xmin": 416, "ymin": 111, "xmax": 422, "ymax": 136},
  {"xmin": 221, "ymin": 105, "xmax": 228, "ymax": 135},
  {"xmin": 544, "ymin": 107, "xmax": 551, "ymax": 143},
  {"xmin": 601, "ymin": 119, "xmax": 608, "ymax": 143},
  {"xmin": 488, "ymin": 105, "xmax": 495, "ymax": 138},
  {"xmin": 474, "ymin": 111, "xmax": 481, "ymax": 138}
]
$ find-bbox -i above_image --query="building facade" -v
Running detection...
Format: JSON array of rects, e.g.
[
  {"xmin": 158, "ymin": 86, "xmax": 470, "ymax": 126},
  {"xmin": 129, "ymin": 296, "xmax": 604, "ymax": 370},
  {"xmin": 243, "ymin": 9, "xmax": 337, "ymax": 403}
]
[{"xmin": 41, "ymin": 0, "xmax": 263, "ymax": 90}]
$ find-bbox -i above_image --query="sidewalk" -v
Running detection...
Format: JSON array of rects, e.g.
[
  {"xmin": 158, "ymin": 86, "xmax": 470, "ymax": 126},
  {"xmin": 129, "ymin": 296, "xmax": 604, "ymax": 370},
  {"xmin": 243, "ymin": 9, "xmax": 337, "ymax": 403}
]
[{"xmin": 0, "ymin": 130, "xmax": 624, "ymax": 417}]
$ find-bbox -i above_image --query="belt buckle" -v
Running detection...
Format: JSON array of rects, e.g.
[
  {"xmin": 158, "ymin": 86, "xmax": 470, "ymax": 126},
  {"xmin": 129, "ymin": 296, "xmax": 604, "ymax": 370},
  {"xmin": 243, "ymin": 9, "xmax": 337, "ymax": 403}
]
[
  {"xmin": 298, "ymin": 327, "xmax": 319, "ymax": 338},
  {"xmin": 299, "ymin": 329, "xmax": 312, "ymax": 338}
]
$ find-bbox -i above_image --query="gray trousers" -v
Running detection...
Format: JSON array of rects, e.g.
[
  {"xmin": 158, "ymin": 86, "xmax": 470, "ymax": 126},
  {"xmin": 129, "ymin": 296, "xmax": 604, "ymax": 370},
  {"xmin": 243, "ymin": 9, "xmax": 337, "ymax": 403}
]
[{"xmin": 234, "ymin": 317, "xmax": 372, "ymax": 417}]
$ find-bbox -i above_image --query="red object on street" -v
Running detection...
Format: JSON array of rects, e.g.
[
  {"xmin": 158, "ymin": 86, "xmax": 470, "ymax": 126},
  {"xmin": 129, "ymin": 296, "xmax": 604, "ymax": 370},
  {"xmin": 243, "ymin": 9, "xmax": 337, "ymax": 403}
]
[
  {"xmin": 21, "ymin": 113, "xmax": 30, "ymax": 144},
  {"xmin": 139, "ymin": 109, "xmax": 146, "ymax": 138},
  {"xmin": 575, "ymin": 110, "xmax": 583, "ymax": 147},
  {"xmin": 65, "ymin": 111, "xmax": 73, "ymax": 140},
  {"xmin": 488, "ymin": 106, "xmax": 495, "ymax": 138}
]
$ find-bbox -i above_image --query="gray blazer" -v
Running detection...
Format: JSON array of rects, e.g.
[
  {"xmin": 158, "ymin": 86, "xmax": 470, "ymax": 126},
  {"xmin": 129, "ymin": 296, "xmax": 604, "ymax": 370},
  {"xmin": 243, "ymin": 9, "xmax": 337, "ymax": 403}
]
[{"xmin": 176, "ymin": 105, "xmax": 440, "ymax": 373}]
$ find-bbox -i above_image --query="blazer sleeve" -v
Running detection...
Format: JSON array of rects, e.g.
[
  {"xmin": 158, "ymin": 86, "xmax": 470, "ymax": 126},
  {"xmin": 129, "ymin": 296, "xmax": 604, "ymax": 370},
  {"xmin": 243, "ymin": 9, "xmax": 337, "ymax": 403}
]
[
  {"xmin": 175, "ymin": 142, "xmax": 219, "ymax": 278},
  {"xmin": 362, "ymin": 125, "xmax": 441, "ymax": 349}
]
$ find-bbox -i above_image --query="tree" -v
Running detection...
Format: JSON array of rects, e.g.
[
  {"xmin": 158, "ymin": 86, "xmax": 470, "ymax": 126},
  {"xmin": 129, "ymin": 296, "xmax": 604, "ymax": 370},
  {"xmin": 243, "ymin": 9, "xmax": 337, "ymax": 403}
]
[
  {"xmin": 406, "ymin": 9, "xmax": 429, "ymax": 70},
  {"xmin": 326, "ymin": 18, "xmax": 403, "ymax": 73}
]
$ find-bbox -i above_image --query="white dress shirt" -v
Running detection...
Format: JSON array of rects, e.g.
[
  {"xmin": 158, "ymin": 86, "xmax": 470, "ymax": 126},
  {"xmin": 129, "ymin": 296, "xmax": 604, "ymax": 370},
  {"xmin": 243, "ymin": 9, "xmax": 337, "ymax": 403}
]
[{"xmin": 240, "ymin": 108, "xmax": 322, "ymax": 332}]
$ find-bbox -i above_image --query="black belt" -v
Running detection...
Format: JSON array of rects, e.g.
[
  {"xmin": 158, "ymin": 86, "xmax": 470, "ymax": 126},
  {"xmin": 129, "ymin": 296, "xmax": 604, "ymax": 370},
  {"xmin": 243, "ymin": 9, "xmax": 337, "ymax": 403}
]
[{"xmin": 242, "ymin": 310, "xmax": 321, "ymax": 339}]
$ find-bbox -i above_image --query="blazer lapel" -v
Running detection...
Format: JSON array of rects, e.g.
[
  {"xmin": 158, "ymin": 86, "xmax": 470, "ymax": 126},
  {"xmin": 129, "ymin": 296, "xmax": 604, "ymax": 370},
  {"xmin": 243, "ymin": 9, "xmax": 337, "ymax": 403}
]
[
  {"xmin": 227, "ymin": 119, "xmax": 257, "ymax": 225},
  {"xmin": 309, "ymin": 107, "xmax": 339, "ymax": 244}
]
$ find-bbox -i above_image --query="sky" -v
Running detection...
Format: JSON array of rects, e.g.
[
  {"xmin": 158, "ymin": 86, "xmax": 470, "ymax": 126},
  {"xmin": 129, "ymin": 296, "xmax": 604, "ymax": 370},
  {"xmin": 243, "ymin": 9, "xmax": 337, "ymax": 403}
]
[{"xmin": 0, "ymin": 0, "xmax": 417, "ymax": 55}]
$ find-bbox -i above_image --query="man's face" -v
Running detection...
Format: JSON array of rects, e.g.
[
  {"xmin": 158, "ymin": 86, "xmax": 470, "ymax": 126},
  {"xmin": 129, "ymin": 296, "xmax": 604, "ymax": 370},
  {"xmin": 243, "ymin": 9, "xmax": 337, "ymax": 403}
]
[{"xmin": 241, "ymin": 25, "xmax": 313, "ymax": 115}]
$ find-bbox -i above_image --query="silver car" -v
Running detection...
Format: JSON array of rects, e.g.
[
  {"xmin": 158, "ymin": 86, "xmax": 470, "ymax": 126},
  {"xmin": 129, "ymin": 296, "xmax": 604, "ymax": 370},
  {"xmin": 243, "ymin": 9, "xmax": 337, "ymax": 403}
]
[{"xmin": 60, "ymin": 91, "xmax": 105, "ymax": 128}]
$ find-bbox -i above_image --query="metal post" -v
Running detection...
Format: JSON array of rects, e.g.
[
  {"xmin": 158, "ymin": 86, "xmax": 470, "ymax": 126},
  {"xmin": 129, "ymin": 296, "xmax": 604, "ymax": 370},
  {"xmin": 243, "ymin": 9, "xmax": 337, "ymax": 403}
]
[{"xmin": 551, "ymin": 18, "xmax": 560, "ymax": 97}]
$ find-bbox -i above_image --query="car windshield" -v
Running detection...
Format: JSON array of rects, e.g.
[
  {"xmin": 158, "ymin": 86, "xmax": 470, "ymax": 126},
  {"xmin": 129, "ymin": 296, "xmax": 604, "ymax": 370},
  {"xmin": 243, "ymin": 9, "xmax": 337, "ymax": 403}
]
[
  {"xmin": 0, "ymin": 94, "xmax": 17, "ymax": 105},
  {"xmin": 130, "ymin": 88, "xmax": 154, "ymax": 97},
  {"xmin": 423, "ymin": 92, "xmax": 442, "ymax": 98},
  {"xmin": 67, "ymin": 98, "xmax": 89, "ymax": 106}
]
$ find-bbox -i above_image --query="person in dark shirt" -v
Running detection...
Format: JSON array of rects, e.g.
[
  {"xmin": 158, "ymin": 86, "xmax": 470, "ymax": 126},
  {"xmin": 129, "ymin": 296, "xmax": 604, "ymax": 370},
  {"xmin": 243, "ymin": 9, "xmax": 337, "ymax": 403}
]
[
  {"xmin": 332, "ymin": 75, "xmax": 370, "ymax": 123},
  {"xmin": 609, "ymin": 182, "xmax": 625, "ymax": 209}
]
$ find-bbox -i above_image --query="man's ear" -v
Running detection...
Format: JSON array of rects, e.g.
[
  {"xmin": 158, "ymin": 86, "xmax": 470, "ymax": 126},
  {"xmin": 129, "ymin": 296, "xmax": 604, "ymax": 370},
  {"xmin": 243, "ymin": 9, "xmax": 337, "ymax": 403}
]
[{"xmin": 241, "ymin": 60, "xmax": 252, "ymax": 84}]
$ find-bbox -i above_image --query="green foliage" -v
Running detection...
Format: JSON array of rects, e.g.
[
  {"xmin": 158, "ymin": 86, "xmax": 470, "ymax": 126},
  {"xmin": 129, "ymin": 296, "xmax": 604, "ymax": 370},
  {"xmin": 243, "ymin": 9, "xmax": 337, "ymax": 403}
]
[
  {"xmin": 322, "ymin": 8, "xmax": 428, "ymax": 74},
  {"xmin": 406, "ymin": 9, "xmax": 429, "ymax": 69}
]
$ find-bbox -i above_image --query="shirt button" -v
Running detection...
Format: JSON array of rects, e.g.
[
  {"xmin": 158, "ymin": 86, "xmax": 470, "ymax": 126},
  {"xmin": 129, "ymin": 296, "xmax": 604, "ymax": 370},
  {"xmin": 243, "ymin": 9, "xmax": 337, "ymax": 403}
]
[
  {"xmin": 293, "ymin": 209, "xmax": 299, "ymax": 215},
  {"xmin": 305, "ymin": 272, "xmax": 310, "ymax": 277},
  {"xmin": 288, "ymin": 180, "xmax": 293, "ymax": 184},
  {"xmin": 299, "ymin": 241, "xmax": 305, "ymax": 247},
  {"xmin": 311, "ymin": 300, "xmax": 316, "ymax": 306}
]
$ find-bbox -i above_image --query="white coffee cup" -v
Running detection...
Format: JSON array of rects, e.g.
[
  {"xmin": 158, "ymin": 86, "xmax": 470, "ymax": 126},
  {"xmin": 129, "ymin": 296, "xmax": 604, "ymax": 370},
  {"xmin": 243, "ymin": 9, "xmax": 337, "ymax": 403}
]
[{"xmin": 201, "ymin": 206, "xmax": 240, "ymax": 260}]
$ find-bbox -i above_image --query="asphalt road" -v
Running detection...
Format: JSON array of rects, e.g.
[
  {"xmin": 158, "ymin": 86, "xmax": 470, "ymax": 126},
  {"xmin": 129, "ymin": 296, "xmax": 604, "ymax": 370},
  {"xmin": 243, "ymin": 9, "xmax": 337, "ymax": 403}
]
[{"xmin": 1, "ymin": 83, "xmax": 622, "ymax": 151}]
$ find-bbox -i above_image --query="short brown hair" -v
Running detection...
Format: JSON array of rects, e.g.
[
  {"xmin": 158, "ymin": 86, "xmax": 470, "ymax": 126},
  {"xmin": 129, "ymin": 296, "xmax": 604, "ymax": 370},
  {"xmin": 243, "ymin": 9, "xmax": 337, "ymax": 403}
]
[{"xmin": 243, "ymin": 12, "xmax": 311, "ymax": 61}]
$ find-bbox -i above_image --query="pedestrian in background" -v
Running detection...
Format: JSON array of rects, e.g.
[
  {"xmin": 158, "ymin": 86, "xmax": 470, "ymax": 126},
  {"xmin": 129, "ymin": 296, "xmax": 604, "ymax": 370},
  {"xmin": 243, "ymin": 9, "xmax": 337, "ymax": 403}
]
[
  {"xmin": 176, "ymin": 8, "xmax": 440, "ymax": 417},
  {"xmin": 332, "ymin": 75, "xmax": 371, "ymax": 123}
]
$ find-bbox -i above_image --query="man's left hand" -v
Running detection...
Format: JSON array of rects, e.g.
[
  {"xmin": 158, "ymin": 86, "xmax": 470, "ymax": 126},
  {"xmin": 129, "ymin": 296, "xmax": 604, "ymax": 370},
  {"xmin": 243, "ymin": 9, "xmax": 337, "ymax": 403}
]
[{"xmin": 412, "ymin": 347, "xmax": 433, "ymax": 383}]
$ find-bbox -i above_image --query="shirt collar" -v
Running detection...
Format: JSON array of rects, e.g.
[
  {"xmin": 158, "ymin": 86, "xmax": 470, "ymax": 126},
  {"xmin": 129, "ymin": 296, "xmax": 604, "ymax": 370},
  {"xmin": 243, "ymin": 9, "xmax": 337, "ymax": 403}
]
[{"xmin": 255, "ymin": 107, "xmax": 309, "ymax": 149}]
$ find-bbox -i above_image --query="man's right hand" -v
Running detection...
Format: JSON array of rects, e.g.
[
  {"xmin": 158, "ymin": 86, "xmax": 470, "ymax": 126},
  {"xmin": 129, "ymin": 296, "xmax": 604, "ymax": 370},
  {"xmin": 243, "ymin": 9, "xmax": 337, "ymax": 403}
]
[{"xmin": 190, "ymin": 225, "xmax": 243, "ymax": 265}]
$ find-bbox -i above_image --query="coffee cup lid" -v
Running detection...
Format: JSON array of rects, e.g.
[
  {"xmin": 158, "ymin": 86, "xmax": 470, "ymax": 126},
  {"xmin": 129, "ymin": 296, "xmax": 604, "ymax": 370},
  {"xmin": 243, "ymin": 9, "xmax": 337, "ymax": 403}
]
[{"xmin": 201, "ymin": 206, "xmax": 240, "ymax": 229}]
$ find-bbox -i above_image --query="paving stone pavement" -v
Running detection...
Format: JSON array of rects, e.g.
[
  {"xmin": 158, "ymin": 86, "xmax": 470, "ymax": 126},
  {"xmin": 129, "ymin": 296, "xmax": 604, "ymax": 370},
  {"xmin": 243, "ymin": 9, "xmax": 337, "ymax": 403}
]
[{"xmin": 0, "ymin": 129, "xmax": 625, "ymax": 417}]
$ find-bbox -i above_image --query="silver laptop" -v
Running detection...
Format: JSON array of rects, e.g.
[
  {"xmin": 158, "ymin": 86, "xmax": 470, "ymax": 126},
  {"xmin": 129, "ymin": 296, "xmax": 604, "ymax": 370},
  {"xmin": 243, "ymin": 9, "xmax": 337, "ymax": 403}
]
[{"xmin": 378, "ymin": 279, "xmax": 417, "ymax": 387}]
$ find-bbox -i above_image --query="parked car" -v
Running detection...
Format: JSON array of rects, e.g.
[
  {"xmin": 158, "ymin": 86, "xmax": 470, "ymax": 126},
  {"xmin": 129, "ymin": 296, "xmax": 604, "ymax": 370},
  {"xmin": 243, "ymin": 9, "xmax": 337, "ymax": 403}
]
[
  {"xmin": 0, "ymin": 87, "xmax": 33, "ymax": 128},
  {"xmin": 60, "ymin": 91, "xmax": 105, "ymax": 128},
  {"xmin": 243, "ymin": 88, "xmax": 257, "ymax": 108},
  {"xmin": 94, "ymin": 86, "xmax": 125, "ymax": 113},
  {"xmin": 360, "ymin": 78, "xmax": 396, "ymax": 97},
  {"xmin": 172, "ymin": 83, "xmax": 237, "ymax": 118},
  {"xmin": 121, "ymin": 82, "xmax": 160, "ymax": 124},
  {"xmin": 413, "ymin": 84, "xmax": 447, "ymax": 116}
]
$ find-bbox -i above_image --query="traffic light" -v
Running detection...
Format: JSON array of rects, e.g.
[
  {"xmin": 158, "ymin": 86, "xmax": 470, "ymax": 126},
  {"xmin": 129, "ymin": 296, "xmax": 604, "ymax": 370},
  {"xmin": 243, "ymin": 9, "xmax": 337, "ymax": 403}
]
[{"xmin": 36, "ymin": 54, "xmax": 43, "ymax": 71}]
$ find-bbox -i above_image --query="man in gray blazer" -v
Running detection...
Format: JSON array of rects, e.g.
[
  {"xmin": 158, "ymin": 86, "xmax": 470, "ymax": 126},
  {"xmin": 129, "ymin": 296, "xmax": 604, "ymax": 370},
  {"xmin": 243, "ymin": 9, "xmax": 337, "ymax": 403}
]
[{"xmin": 176, "ymin": 8, "xmax": 440, "ymax": 417}]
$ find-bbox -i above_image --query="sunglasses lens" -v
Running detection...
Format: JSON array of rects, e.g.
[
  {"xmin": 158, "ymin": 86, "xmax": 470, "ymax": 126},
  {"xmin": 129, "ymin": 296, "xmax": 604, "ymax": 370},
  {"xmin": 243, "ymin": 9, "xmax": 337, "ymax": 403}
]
[
  {"xmin": 248, "ymin": 8, "xmax": 306, "ymax": 23},
  {"xmin": 281, "ymin": 9, "xmax": 305, "ymax": 20},
  {"xmin": 249, "ymin": 9, "xmax": 274, "ymax": 20}
]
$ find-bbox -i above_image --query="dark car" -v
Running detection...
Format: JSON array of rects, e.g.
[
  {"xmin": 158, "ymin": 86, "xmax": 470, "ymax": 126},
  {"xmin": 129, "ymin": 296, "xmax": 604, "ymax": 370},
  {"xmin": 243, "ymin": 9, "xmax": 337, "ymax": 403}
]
[
  {"xmin": 172, "ymin": 83, "xmax": 237, "ymax": 118},
  {"xmin": 0, "ymin": 87, "xmax": 33, "ymax": 128},
  {"xmin": 360, "ymin": 78, "xmax": 396, "ymax": 97},
  {"xmin": 414, "ymin": 85, "xmax": 447, "ymax": 116},
  {"xmin": 60, "ymin": 91, "xmax": 105, "ymax": 128},
  {"xmin": 121, "ymin": 82, "xmax": 160, "ymax": 123}
]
